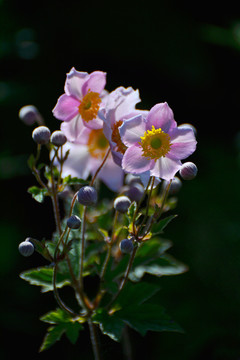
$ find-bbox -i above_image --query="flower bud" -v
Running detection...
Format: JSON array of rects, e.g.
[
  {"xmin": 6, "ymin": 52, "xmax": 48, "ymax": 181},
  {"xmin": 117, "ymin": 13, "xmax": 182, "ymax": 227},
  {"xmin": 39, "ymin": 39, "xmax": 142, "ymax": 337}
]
[
  {"xmin": 50, "ymin": 130, "xmax": 67, "ymax": 147},
  {"xmin": 119, "ymin": 239, "xmax": 134, "ymax": 254},
  {"xmin": 32, "ymin": 126, "xmax": 51, "ymax": 144},
  {"xmin": 67, "ymin": 215, "xmax": 81, "ymax": 229},
  {"xmin": 125, "ymin": 174, "xmax": 142, "ymax": 186},
  {"xmin": 164, "ymin": 176, "xmax": 182, "ymax": 195},
  {"xmin": 77, "ymin": 186, "xmax": 98, "ymax": 206},
  {"xmin": 19, "ymin": 105, "xmax": 40, "ymax": 126},
  {"xmin": 127, "ymin": 182, "xmax": 144, "ymax": 202},
  {"xmin": 18, "ymin": 239, "xmax": 35, "ymax": 257},
  {"xmin": 114, "ymin": 195, "xmax": 131, "ymax": 213},
  {"xmin": 179, "ymin": 162, "xmax": 198, "ymax": 180}
]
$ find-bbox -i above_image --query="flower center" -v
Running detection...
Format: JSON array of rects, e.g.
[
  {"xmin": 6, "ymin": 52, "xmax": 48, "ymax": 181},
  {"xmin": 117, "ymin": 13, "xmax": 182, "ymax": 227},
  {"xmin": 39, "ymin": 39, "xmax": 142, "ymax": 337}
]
[
  {"xmin": 78, "ymin": 90, "xmax": 101, "ymax": 122},
  {"xmin": 139, "ymin": 126, "xmax": 171, "ymax": 160},
  {"xmin": 87, "ymin": 129, "xmax": 109, "ymax": 159},
  {"xmin": 111, "ymin": 120, "xmax": 127, "ymax": 154}
]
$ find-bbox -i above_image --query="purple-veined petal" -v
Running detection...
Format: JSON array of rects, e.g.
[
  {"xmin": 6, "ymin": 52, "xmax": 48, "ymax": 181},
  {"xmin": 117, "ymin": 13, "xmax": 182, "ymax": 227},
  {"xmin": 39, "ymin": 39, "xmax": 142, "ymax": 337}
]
[
  {"xmin": 150, "ymin": 154, "xmax": 182, "ymax": 181},
  {"xmin": 168, "ymin": 127, "xmax": 197, "ymax": 160},
  {"xmin": 53, "ymin": 94, "xmax": 79, "ymax": 122},
  {"xmin": 119, "ymin": 114, "xmax": 146, "ymax": 147},
  {"xmin": 146, "ymin": 102, "xmax": 176, "ymax": 133},
  {"xmin": 81, "ymin": 71, "xmax": 107, "ymax": 97},
  {"xmin": 61, "ymin": 116, "xmax": 91, "ymax": 144},
  {"xmin": 122, "ymin": 145, "xmax": 154, "ymax": 174},
  {"xmin": 64, "ymin": 67, "xmax": 89, "ymax": 100}
]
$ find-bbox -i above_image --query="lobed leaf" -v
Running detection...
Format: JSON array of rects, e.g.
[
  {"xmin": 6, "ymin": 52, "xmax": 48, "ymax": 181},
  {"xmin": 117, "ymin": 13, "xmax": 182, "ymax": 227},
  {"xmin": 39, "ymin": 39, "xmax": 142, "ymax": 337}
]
[{"xmin": 28, "ymin": 185, "xmax": 48, "ymax": 203}]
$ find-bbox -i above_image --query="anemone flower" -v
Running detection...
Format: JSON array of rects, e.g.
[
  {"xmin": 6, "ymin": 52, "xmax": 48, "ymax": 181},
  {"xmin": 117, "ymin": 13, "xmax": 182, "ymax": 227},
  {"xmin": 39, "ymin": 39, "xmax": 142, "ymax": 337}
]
[
  {"xmin": 52, "ymin": 68, "xmax": 107, "ymax": 141},
  {"xmin": 119, "ymin": 102, "xmax": 197, "ymax": 181}
]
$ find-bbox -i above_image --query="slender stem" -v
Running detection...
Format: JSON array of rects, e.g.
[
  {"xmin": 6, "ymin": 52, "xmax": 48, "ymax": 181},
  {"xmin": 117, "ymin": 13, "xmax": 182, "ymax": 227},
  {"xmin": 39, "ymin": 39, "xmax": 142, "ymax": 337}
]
[
  {"xmin": 88, "ymin": 319, "xmax": 101, "ymax": 360},
  {"xmin": 108, "ymin": 246, "xmax": 138, "ymax": 308},
  {"xmin": 136, "ymin": 176, "xmax": 155, "ymax": 238},
  {"xmin": 79, "ymin": 205, "xmax": 87, "ymax": 289},
  {"xmin": 90, "ymin": 148, "xmax": 110, "ymax": 186},
  {"xmin": 100, "ymin": 210, "xmax": 119, "ymax": 282}
]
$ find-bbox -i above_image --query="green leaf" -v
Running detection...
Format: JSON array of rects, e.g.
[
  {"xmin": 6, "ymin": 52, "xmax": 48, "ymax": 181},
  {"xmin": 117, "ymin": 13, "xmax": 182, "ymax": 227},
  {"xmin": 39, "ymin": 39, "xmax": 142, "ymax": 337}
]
[
  {"xmin": 111, "ymin": 282, "xmax": 160, "ymax": 309},
  {"xmin": 28, "ymin": 238, "xmax": 53, "ymax": 261},
  {"xmin": 40, "ymin": 308, "xmax": 84, "ymax": 351},
  {"xmin": 27, "ymin": 186, "xmax": 48, "ymax": 203},
  {"xmin": 92, "ymin": 308, "xmax": 125, "ymax": 342},
  {"xmin": 117, "ymin": 303, "xmax": 183, "ymax": 336},
  {"xmin": 126, "ymin": 201, "xmax": 137, "ymax": 224},
  {"xmin": 151, "ymin": 215, "xmax": 177, "ymax": 235},
  {"xmin": 130, "ymin": 253, "xmax": 188, "ymax": 281},
  {"xmin": 63, "ymin": 175, "xmax": 88, "ymax": 185},
  {"xmin": 40, "ymin": 324, "xmax": 66, "ymax": 352},
  {"xmin": 20, "ymin": 266, "xmax": 70, "ymax": 292}
]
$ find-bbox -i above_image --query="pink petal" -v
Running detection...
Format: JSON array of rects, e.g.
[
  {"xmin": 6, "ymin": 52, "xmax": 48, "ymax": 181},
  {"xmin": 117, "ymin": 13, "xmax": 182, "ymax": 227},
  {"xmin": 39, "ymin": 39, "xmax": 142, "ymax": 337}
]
[
  {"xmin": 150, "ymin": 155, "xmax": 182, "ymax": 181},
  {"xmin": 146, "ymin": 102, "xmax": 177, "ymax": 133},
  {"xmin": 168, "ymin": 127, "xmax": 197, "ymax": 160},
  {"xmin": 81, "ymin": 71, "xmax": 107, "ymax": 96},
  {"xmin": 60, "ymin": 142, "xmax": 91, "ymax": 180},
  {"xmin": 61, "ymin": 116, "xmax": 91, "ymax": 144},
  {"xmin": 122, "ymin": 145, "xmax": 154, "ymax": 174},
  {"xmin": 119, "ymin": 114, "xmax": 146, "ymax": 147},
  {"xmin": 82, "ymin": 115, "xmax": 103, "ymax": 130},
  {"xmin": 64, "ymin": 67, "xmax": 89, "ymax": 100},
  {"xmin": 52, "ymin": 94, "xmax": 79, "ymax": 122}
]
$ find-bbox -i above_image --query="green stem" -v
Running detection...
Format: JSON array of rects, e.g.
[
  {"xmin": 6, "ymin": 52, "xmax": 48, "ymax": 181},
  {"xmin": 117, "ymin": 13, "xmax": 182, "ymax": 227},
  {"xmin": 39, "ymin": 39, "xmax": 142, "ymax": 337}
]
[
  {"xmin": 88, "ymin": 319, "xmax": 101, "ymax": 360},
  {"xmin": 132, "ymin": 176, "xmax": 152, "ymax": 235},
  {"xmin": 79, "ymin": 205, "xmax": 87, "ymax": 289},
  {"xmin": 90, "ymin": 147, "xmax": 110, "ymax": 186}
]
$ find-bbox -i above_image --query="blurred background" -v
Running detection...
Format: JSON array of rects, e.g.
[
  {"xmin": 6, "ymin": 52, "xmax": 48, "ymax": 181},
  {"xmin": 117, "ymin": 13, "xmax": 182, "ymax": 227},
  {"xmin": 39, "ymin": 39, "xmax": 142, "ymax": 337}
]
[{"xmin": 1, "ymin": 0, "xmax": 240, "ymax": 359}]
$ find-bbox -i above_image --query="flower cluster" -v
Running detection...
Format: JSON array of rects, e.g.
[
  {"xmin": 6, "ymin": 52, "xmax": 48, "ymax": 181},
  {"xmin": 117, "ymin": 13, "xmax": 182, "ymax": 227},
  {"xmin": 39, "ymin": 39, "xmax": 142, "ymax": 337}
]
[
  {"xmin": 18, "ymin": 68, "xmax": 198, "ymax": 357},
  {"xmin": 52, "ymin": 67, "xmax": 197, "ymax": 190}
]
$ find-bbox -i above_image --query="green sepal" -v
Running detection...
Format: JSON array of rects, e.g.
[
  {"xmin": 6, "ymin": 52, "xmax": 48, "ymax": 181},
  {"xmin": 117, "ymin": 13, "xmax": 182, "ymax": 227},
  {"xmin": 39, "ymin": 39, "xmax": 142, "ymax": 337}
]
[
  {"xmin": 63, "ymin": 175, "xmax": 88, "ymax": 185},
  {"xmin": 27, "ymin": 185, "xmax": 48, "ymax": 203}
]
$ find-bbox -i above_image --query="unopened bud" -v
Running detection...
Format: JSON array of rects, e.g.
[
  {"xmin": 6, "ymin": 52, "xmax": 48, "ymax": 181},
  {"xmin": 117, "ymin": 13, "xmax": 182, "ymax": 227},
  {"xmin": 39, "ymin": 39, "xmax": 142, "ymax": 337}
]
[
  {"xmin": 119, "ymin": 239, "xmax": 134, "ymax": 254},
  {"xmin": 127, "ymin": 182, "xmax": 144, "ymax": 202},
  {"xmin": 19, "ymin": 105, "xmax": 40, "ymax": 126},
  {"xmin": 67, "ymin": 215, "xmax": 81, "ymax": 229},
  {"xmin": 114, "ymin": 195, "xmax": 131, "ymax": 213},
  {"xmin": 77, "ymin": 186, "xmax": 98, "ymax": 206},
  {"xmin": 50, "ymin": 130, "xmax": 67, "ymax": 147},
  {"xmin": 167, "ymin": 176, "xmax": 182, "ymax": 195},
  {"xmin": 179, "ymin": 162, "xmax": 198, "ymax": 180},
  {"xmin": 125, "ymin": 174, "xmax": 142, "ymax": 186},
  {"xmin": 32, "ymin": 126, "xmax": 51, "ymax": 144},
  {"xmin": 18, "ymin": 239, "xmax": 35, "ymax": 257}
]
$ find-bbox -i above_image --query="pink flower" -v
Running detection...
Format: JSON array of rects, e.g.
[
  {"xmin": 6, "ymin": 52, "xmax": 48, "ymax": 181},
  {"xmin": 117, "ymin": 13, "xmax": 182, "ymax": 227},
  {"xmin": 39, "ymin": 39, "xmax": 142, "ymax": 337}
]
[
  {"xmin": 58, "ymin": 128, "xmax": 124, "ymax": 192},
  {"xmin": 119, "ymin": 102, "xmax": 197, "ymax": 181},
  {"xmin": 99, "ymin": 86, "xmax": 147, "ymax": 166},
  {"xmin": 52, "ymin": 68, "xmax": 107, "ymax": 141}
]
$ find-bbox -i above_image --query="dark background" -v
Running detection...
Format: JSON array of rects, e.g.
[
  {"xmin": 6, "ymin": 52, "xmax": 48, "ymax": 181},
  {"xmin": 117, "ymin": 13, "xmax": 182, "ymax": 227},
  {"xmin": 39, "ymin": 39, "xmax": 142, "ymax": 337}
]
[{"xmin": 1, "ymin": 1, "xmax": 240, "ymax": 359}]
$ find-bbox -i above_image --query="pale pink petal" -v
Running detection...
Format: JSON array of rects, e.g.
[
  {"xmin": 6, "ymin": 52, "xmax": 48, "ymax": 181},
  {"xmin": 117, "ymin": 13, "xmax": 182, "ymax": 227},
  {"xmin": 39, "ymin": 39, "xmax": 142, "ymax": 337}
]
[
  {"xmin": 146, "ymin": 102, "xmax": 177, "ymax": 133},
  {"xmin": 81, "ymin": 71, "xmax": 107, "ymax": 96},
  {"xmin": 168, "ymin": 127, "xmax": 197, "ymax": 160},
  {"xmin": 53, "ymin": 94, "xmax": 79, "ymax": 122},
  {"xmin": 150, "ymin": 155, "xmax": 182, "ymax": 181},
  {"xmin": 64, "ymin": 67, "xmax": 88, "ymax": 99},
  {"xmin": 119, "ymin": 114, "xmax": 146, "ymax": 147},
  {"xmin": 61, "ymin": 116, "xmax": 91, "ymax": 144},
  {"xmin": 122, "ymin": 145, "xmax": 154, "ymax": 174},
  {"xmin": 60, "ymin": 142, "xmax": 91, "ymax": 180},
  {"xmin": 114, "ymin": 87, "xmax": 141, "ymax": 121},
  {"xmin": 91, "ymin": 154, "xmax": 124, "ymax": 192},
  {"xmin": 140, "ymin": 172, "xmax": 161, "ymax": 189},
  {"xmin": 82, "ymin": 115, "xmax": 103, "ymax": 130}
]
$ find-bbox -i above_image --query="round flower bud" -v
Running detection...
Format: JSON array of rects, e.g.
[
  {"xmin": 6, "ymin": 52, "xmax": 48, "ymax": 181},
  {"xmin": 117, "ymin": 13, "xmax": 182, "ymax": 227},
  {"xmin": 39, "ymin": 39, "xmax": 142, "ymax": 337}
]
[
  {"xmin": 125, "ymin": 174, "xmax": 142, "ymax": 186},
  {"xmin": 77, "ymin": 186, "xmax": 98, "ymax": 206},
  {"xmin": 114, "ymin": 195, "xmax": 131, "ymax": 213},
  {"xmin": 67, "ymin": 215, "xmax": 81, "ymax": 229},
  {"xmin": 18, "ymin": 240, "xmax": 34, "ymax": 257},
  {"xmin": 127, "ymin": 182, "xmax": 144, "ymax": 202},
  {"xmin": 119, "ymin": 239, "xmax": 134, "ymax": 254},
  {"xmin": 179, "ymin": 162, "xmax": 198, "ymax": 180},
  {"xmin": 50, "ymin": 130, "xmax": 67, "ymax": 147},
  {"xmin": 32, "ymin": 126, "xmax": 51, "ymax": 144},
  {"xmin": 166, "ymin": 176, "xmax": 182, "ymax": 195},
  {"xmin": 19, "ymin": 105, "xmax": 40, "ymax": 126}
]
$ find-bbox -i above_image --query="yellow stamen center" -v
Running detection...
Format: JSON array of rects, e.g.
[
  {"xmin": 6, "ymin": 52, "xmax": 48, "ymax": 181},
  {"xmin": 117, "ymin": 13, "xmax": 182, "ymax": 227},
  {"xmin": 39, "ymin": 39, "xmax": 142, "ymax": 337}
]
[
  {"xmin": 139, "ymin": 125, "xmax": 171, "ymax": 160},
  {"xmin": 78, "ymin": 90, "xmax": 101, "ymax": 122},
  {"xmin": 87, "ymin": 129, "xmax": 109, "ymax": 159},
  {"xmin": 111, "ymin": 120, "xmax": 127, "ymax": 154}
]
